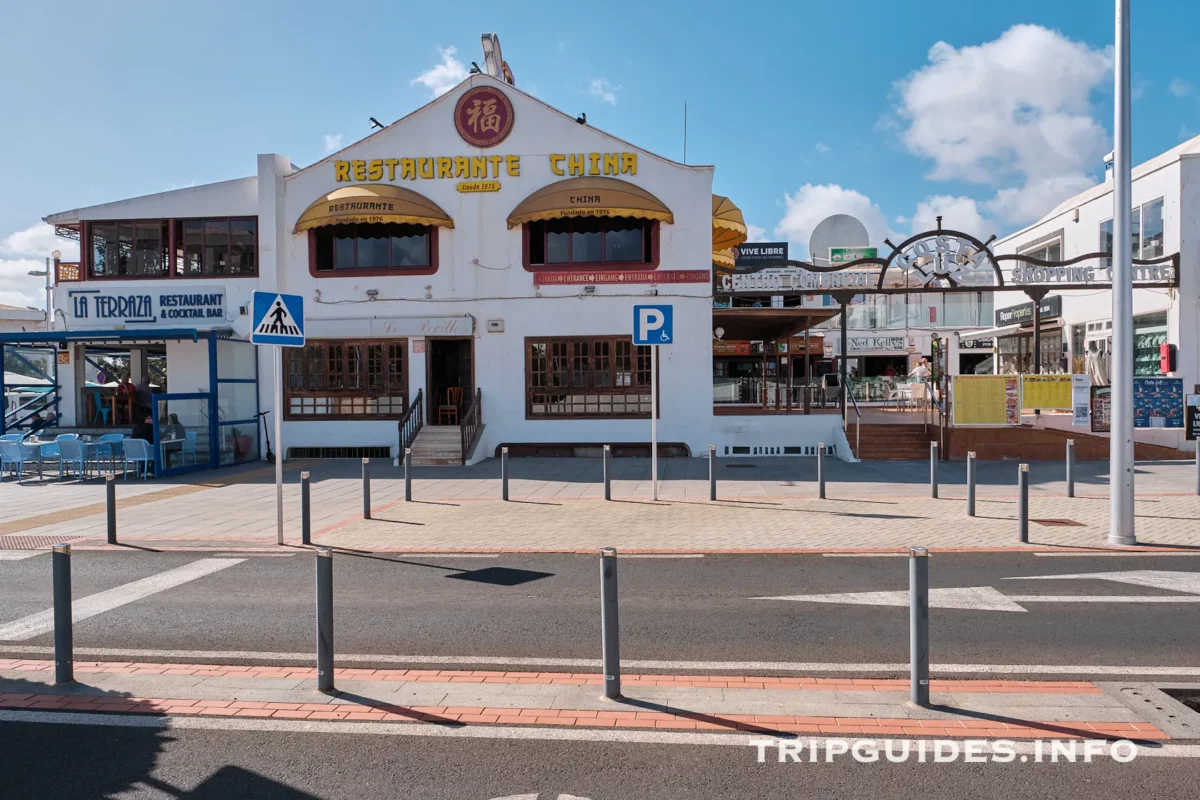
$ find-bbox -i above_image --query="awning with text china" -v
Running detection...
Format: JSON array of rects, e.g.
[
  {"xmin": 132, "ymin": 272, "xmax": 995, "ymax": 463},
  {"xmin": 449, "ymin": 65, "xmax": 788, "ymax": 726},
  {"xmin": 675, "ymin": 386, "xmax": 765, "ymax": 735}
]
[
  {"xmin": 506, "ymin": 177, "xmax": 674, "ymax": 228},
  {"xmin": 294, "ymin": 184, "xmax": 455, "ymax": 233}
]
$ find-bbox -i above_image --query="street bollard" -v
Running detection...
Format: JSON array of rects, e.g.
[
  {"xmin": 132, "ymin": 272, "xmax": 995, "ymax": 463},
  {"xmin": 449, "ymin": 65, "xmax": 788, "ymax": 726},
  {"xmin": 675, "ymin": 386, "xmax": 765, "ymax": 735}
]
[
  {"xmin": 603, "ymin": 445, "xmax": 612, "ymax": 501},
  {"xmin": 930, "ymin": 442, "xmax": 939, "ymax": 499},
  {"xmin": 105, "ymin": 475, "xmax": 117, "ymax": 545},
  {"xmin": 301, "ymin": 471, "xmax": 311, "ymax": 545},
  {"xmin": 316, "ymin": 547, "xmax": 334, "ymax": 693},
  {"xmin": 501, "ymin": 447, "xmax": 509, "ymax": 501},
  {"xmin": 1066, "ymin": 439, "xmax": 1075, "ymax": 498},
  {"xmin": 404, "ymin": 448, "xmax": 412, "ymax": 502},
  {"xmin": 1018, "ymin": 464, "xmax": 1030, "ymax": 543},
  {"xmin": 817, "ymin": 443, "xmax": 826, "ymax": 499},
  {"xmin": 600, "ymin": 547, "xmax": 621, "ymax": 699},
  {"xmin": 53, "ymin": 544, "xmax": 73, "ymax": 685},
  {"xmin": 909, "ymin": 546, "xmax": 930, "ymax": 707},
  {"xmin": 361, "ymin": 458, "xmax": 371, "ymax": 519},
  {"xmin": 709, "ymin": 444, "xmax": 717, "ymax": 502},
  {"xmin": 966, "ymin": 452, "xmax": 976, "ymax": 517}
]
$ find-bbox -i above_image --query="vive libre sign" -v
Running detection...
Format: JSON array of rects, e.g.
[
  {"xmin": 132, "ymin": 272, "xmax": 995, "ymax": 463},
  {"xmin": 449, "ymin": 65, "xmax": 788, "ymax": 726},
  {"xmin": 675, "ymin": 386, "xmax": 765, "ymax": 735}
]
[{"xmin": 67, "ymin": 286, "xmax": 227, "ymax": 327}]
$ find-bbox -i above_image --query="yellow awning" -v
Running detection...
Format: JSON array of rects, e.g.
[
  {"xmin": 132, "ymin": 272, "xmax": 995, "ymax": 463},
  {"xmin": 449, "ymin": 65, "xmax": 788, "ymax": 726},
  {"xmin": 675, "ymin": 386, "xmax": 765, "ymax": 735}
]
[
  {"xmin": 712, "ymin": 195, "xmax": 748, "ymax": 250},
  {"xmin": 712, "ymin": 248, "xmax": 736, "ymax": 270},
  {"xmin": 294, "ymin": 184, "xmax": 454, "ymax": 233},
  {"xmin": 507, "ymin": 177, "xmax": 674, "ymax": 229}
]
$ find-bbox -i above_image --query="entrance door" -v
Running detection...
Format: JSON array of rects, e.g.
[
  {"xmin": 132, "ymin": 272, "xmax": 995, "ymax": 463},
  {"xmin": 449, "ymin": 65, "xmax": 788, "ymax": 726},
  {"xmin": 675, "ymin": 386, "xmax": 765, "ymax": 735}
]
[{"xmin": 426, "ymin": 338, "xmax": 473, "ymax": 425}]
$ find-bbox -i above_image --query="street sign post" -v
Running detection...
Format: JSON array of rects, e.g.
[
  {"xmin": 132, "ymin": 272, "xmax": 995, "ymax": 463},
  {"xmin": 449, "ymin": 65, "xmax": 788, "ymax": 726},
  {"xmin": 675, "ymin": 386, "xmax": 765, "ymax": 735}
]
[
  {"xmin": 633, "ymin": 305, "xmax": 673, "ymax": 501},
  {"xmin": 251, "ymin": 291, "xmax": 306, "ymax": 545}
]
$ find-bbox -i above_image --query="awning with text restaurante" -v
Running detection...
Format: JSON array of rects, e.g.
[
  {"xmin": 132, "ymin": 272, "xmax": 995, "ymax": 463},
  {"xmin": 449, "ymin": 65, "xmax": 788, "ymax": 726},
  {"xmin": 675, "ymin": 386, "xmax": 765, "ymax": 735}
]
[
  {"xmin": 506, "ymin": 177, "xmax": 674, "ymax": 228},
  {"xmin": 293, "ymin": 185, "xmax": 455, "ymax": 233}
]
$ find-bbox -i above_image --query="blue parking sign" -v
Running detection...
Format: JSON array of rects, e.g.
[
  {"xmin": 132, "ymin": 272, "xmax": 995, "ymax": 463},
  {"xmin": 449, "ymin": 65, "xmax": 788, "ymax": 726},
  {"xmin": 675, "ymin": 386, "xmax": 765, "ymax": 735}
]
[{"xmin": 633, "ymin": 304, "xmax": 673, "ymax": 345}]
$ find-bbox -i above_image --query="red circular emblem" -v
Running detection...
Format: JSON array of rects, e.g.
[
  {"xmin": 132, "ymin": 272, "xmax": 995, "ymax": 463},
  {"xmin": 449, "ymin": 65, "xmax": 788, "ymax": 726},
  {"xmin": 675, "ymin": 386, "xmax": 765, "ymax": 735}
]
[{"xmin": 454, "ymin": 86, "xmax": 515, "ymax": 148}]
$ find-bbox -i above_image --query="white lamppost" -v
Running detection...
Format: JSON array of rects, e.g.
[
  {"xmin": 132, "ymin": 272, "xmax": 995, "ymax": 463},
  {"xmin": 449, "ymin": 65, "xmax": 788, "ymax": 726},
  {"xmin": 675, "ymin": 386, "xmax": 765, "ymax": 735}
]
[
  {"xmin": 27, "ymin": 248, "xmax": 59, "ymax": 332},
  {"xmin": 1109, "ymin": 0, "xmax": 1135, "ymax": 545}
]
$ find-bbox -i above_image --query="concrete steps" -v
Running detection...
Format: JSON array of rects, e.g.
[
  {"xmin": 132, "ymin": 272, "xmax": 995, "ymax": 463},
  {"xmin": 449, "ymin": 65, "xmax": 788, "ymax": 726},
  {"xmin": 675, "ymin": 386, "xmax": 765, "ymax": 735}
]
[
  {"xmin": 853, "ymin": 423, "xmax": 937, "ymax": 460},
  {"xmin": 408, "ymin": 425, "xmax": 465, "ymax": 466}
]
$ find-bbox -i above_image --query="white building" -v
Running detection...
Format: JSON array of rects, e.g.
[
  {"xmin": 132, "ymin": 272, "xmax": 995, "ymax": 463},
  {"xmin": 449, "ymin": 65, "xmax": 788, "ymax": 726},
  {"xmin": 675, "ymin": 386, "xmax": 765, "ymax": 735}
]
[
  {"xmin": 978, "ymin": 134, "xmax": 1198, "ymax": 447},
  {"xmin": 8, "ymin": 69, "xmax": 849, "ymax": 471}
]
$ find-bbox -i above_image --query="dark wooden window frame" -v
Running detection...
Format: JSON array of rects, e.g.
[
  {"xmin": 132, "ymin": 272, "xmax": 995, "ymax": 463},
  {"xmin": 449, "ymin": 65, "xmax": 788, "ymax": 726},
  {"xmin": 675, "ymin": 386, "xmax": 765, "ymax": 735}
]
[
  {"xmin": 524, "ymin": 335, "xmax": 658, "ymax": 420},
  {"xmin": 83, "ymin": 217, "xmax": 258, "ymax": 281},
  {"xmin": 284, "ymin": 338, "xmax": 408, "ymax": 421},
  {"xmin": 522, "ymin": 217, "xmax": 660, "ymax": 272},
  {"xmin": 308, "ymin": 223, "xmax": 440, "ymax": 278}
]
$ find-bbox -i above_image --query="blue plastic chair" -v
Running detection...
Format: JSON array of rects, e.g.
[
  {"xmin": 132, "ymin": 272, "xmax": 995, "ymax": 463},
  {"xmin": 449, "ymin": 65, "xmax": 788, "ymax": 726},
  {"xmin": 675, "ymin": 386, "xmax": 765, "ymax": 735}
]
[
  {"xmin": 0, "ymin": 441, "xmax": 41, "ymax": 482},
  {"xmin": 183, "ymin": 430, "xmax": 198, "ymax": 465},
  {"xmin": 57, "ymin": 438, "xmax": 87, "ymax": 480},
  {"xmin": 122, "ymin": 438, "xmax": 153, "ymax": 480},
  {"xmin": 98, "ymin": 434, "xmax": 125, "ymax": 472},
  {"xmin": 0, "ymin": 434, "xmax": 23, "ymax": 442}
]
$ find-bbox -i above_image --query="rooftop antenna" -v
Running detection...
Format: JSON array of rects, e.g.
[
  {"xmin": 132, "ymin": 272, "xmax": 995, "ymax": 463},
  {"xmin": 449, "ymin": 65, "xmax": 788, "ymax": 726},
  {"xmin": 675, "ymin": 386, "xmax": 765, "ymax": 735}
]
[
  {"xmin": 368, "ymin": 117, "xmax": 384, "ymax": 130},
  {"xmin": 682, "ymin": 102, "xmax": 687, "ymax": 164}
]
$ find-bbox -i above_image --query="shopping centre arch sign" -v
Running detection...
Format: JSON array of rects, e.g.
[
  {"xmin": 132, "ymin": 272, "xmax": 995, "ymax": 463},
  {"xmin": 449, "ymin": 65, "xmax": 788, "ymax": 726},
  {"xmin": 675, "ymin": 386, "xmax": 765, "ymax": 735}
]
[{"xmin": 717, "ymin": 221, "xmax": 1179, "ymax": 296}]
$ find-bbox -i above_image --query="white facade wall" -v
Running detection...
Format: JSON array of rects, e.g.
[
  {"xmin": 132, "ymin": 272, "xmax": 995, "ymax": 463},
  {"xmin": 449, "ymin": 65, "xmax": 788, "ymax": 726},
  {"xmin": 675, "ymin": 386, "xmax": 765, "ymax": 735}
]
[{"xmin": 44, "ymin": 75, "xmax": 847, "ymax": 458}]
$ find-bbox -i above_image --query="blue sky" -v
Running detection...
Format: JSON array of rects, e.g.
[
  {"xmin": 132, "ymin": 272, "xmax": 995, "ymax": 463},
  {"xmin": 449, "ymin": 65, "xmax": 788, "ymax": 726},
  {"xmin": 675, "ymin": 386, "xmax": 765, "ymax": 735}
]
[{"xmin": 3, "ymin": 0, "xmax": 1199, "ymax": 306}]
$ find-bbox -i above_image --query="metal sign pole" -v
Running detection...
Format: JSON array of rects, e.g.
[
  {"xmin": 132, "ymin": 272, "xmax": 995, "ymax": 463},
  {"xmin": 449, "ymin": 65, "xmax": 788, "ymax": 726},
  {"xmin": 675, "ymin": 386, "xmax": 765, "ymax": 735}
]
[
  {"xmin": 651, "ymin": 345, "xmax": 658, "ymax": 501},
  {"xmin": 274, "ymin": 345, "xmax": 284, "ymax": 546},
  {"xmin": 1110, "ymin": 0, "xmax": 1136, "ymax": 545}
]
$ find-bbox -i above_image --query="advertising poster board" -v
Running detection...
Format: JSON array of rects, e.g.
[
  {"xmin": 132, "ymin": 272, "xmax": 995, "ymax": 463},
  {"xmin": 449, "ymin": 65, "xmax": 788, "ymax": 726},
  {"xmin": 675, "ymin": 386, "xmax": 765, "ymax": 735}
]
[
  {"xmin": 1185, "ymin": 393, "xmax": 1200, "ymax": 441},
  {"xmin": 1133, "ymin": 377, "xmax": 1184, "ymax": 428},
  {"xmin": 1090, "ymin": 386, "xmax": 1111, "ymax": 433},
  {"xmin": 953, "ymin": 375, "xmax": 1020, "ymax": 426},
  {"xmin": 1071, "ymin": 374, "xmax": 1091, "ymax": 426},
  {"xmin": 1020, "ymin": 374, "xmax": 1073, "ymax": 410}
]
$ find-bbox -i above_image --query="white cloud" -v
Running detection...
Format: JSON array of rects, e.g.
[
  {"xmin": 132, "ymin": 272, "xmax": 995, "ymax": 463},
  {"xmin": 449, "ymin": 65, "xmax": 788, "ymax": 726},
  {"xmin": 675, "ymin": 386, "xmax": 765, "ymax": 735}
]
[
  {"xmin": 893, "ymin": 215, "xmax": 909, "ymax": 225},
  {"xmin": 910, "ymin": 195, "xmax": 993, "ymax": 237},
  {"xmin": 1169, "ymin": 78, "xmax": 1194, "ymax": 98},
  {"xmin": 589, "ymin": 78, "xmax": 619, "ymax": 105},
  {"xmin": 0, "ymin": 223, "xmax": 79, "ymax": 309},
  {"xmin": 773, "ymin": 184, "xmax": 892, "ymax": 260},
  {"xmin": 894, "ymin": 24, "xmax": 1111, "ymax": 225},
  {"xmin": 411, "ymin": 47, "xmax": 469, "ymax": 98},
  {"xmin": 815, "ymin": 142, "xmax": 830, "ymax": 154},
  {"xmin": 745, "ymin": 223, "xmax": 767, "ymax": 242},
  {"xmin": 323, "ymin": 134, "xmax": 343, "ymax": 154}
]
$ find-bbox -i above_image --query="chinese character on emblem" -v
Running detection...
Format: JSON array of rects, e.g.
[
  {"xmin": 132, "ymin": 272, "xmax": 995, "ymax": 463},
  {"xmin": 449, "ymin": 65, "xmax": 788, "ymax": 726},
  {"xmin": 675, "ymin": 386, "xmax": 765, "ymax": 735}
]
[{"xmin": 454, "ymin": 86, "xmax": 514, "ymax": 148}]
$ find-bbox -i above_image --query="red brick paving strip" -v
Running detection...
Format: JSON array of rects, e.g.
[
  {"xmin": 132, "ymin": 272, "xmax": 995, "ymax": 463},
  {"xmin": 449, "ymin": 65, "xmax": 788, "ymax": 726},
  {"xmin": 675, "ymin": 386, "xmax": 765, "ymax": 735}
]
[
  {"xmin": 0, "ymin": 691, "xmax": 1164, "ymax": 740},
  {"xmin": 0, "ymin": 660, "xmax": 1103, "ymax": 694}
]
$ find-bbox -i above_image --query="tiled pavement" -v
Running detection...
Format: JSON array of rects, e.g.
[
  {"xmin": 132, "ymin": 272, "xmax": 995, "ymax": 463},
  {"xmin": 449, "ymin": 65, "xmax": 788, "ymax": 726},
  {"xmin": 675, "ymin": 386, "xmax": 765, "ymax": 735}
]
[
  {"xmin": 0, "ymin": 659, "xmax": 1172, "ymax": 741},
  {"xmin": 1, "ymin": 457, "xmax": 1198, "ymax": 552}
]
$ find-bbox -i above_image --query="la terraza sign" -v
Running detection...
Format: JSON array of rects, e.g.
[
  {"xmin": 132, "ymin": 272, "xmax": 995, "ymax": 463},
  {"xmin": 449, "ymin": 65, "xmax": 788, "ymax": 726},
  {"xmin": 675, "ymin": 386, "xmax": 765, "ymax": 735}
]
[{"xmin": 67, "ymin": 286, "xmax": 226, "ymax": 327}]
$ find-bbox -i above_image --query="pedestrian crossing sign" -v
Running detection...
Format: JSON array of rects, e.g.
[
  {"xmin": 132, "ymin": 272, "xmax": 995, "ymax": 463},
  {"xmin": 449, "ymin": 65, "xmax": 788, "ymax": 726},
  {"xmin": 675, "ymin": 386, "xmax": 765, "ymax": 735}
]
[{"xmin": 250, "ymin": 291, "xmax": 305, "ymax": 346}]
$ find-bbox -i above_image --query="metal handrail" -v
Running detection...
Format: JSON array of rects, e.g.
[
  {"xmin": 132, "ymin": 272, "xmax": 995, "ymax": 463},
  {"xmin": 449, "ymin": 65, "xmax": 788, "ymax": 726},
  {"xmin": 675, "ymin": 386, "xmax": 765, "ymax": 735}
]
[
  {"xmin": 921, "ymin": 378, "xmax": 947, "ymax": 455},
  {"xmin": 845, "ymin": 387, "xmax": 863, "ymax": 458},
  {"xmin": 396, "ymin": 389, "xmax": 424, "ymax": 453},
  {"xmin": 458, "ymin": 388, "xmax": 482, "ymax": 466}
]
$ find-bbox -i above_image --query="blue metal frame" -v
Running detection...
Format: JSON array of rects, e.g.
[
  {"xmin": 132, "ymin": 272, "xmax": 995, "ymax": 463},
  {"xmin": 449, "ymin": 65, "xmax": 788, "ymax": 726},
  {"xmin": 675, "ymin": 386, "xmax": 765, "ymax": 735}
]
[
  {"xmin": 152, "ymin": 391, "xmax": 210, "ymax": 477},
  {"xmin": 0, "ymin": 328, "xmax": 219, "ymax": 346},
  {"xmin": 2, "ymin": 344, "xmax": 60, "ymax": 434}
]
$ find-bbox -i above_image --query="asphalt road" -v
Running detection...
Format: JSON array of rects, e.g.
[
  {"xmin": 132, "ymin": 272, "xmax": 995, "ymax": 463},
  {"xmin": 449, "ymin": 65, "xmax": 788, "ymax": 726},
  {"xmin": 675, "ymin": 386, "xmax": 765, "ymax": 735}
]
[
  {"xmin": 3, "ymin": 718, "xmax": 1198, "ymax": 800},
  {"xmin": 2, "ymin": 552, "xmax": 1199, "ymax": 674}
]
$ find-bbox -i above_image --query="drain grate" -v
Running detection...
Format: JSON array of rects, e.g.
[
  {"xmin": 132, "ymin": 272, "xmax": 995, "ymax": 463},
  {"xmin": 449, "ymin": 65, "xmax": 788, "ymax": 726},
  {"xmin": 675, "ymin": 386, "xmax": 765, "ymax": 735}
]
[
  {"xmin": 1032, "ymin": 519, "xmax": 1086, "ymax": 527},
  {"xmin": 0, "ymin": 535, "xmax": 89, "ymax": 550}
]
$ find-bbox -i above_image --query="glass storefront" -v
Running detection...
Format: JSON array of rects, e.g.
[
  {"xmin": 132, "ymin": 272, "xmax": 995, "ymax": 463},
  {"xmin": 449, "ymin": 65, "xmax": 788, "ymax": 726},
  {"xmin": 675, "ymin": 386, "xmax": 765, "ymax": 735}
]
[
  {"xmin": 1133, "ymin": 311, "xmax": 1168, "ymax": 377},
  {"xmin": 997, "ymin": 328, "xmax": 1064, "ymax": 375}
]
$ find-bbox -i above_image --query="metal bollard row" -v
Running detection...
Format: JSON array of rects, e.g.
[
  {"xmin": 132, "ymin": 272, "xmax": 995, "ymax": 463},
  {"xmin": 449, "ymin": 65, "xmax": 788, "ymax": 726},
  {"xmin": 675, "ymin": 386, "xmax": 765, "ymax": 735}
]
[
  {"xmin": 1018, "ymin": 463, "xmax": 1030, "ymax": 543},
  {"xmin": 361, "ymin": 458, "xmax": 371, "ymax": 519},
  {"xmin": 404, "ymin": 448, "xmax": 412, "ymax": 502},
  {"xmin": 53, "ymin": 544, "xmax": 73, "ymax": 685},
  {"xmin": 1066, "ymin": 439, "xmax": 1075, "ymax": 498},
  {"xmin": 600, "ymin": 547, "xmax": 621, "ymax": 699},
  {"xmin": 501, "ymin": 446, "xmax": 510, "ymax": 501},
  {"xmin": 106, "ymin": 475, "xmax": 117, "ymax": 545},
  {"xmin": 316, "ymin": 547, "xmax": 334, "ymax": 693},
  {"xmin": 909, "ymin": 546, "xmax": 930, "ymax": 707},
  {"xmin": 929, "ymin": 442, "xmax": 939, "ymax": 499},
  {"xmin": 301, "ymin": 471, "xmax": 312, "ymax": 545},
  {"xmin": 603, "ymin": 444, "xmax": 612, "ymax": 501},
  {"xmin": 708, "ymin": 444, "xmax": 717, "ymax": 502}
]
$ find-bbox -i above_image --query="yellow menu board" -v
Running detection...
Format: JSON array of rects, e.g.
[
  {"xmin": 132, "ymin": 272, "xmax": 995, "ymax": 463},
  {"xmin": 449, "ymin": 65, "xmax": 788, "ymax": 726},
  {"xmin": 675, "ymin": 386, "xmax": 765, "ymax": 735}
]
[
  {"xmin": 1021, "ymin": 375, "xmax": 1073, "ymax": 410},
  {"xmin": 953, "ymin": 375, "xmax": 1020, "ymax": 426}
]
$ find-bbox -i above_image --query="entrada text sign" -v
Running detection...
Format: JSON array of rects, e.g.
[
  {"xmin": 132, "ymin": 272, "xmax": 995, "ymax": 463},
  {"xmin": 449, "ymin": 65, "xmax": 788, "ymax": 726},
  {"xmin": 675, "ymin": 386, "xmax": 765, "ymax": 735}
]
[
  {"xmin": 334, "ymin": 152, "xmax": 637, "ymax": 183},
  {"xmin": 67, "ymin": 286, "xmax": 226, "ymax": 327}
]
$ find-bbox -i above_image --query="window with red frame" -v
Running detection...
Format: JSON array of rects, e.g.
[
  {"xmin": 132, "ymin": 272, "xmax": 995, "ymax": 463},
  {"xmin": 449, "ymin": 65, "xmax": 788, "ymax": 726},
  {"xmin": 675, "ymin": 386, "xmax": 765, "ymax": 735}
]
[
  {"xmin": 527, "ymin": 217, "xmax": 653, "ymax": 267},
  {"xmin": 312, "ymin": 222, "xmax": 434, "ymax": 272}
]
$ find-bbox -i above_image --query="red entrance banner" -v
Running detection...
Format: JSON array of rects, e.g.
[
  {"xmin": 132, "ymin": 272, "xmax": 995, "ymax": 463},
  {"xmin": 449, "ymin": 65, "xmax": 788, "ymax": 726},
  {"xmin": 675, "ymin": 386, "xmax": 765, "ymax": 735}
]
[{"xmin": 533, "ymin": 269, "xmax": 710, "ymax": 286}]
